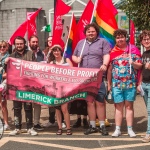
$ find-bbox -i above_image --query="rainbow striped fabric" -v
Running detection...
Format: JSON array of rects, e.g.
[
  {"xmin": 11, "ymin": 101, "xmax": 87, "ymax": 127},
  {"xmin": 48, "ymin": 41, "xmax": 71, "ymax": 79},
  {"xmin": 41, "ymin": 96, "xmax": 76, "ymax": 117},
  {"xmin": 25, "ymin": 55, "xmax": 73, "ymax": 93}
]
[
  {"xmin": 64, "ymin": 14, "xmax": 77, "ymax": 59},
  {"xmin": 93, "ymin": 0, "xmax": 118, "ymax": 48}
]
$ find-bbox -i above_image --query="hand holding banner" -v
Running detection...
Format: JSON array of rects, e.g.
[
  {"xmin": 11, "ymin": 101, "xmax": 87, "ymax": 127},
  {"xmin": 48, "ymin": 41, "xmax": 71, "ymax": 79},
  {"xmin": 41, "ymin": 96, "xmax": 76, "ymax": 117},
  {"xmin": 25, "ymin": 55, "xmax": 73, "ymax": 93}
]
[{"xmin": 7, "ymin": 58, "xmax": 103, "ymax": 106}]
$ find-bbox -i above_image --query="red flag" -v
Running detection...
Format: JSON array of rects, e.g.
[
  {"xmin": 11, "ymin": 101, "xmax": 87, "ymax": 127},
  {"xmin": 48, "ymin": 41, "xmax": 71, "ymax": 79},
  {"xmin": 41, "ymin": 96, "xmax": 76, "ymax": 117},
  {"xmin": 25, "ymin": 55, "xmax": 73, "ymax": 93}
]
[
  {"xmin": 8, "ymin": 21, "xmax": 28, "ymax": 45},
  {"xmin": 52, "ymin": 0, "xmax": 71, "ymax": 48},
  {"xmin": 130, "ymin": 20, "xmax": 135, "ymax": 45},
  {"xmin": 27, "ymin": 8, "xmax": 42, "ymax": 40},
  {"xmin": 56, "ymin": 0, "xmax": 71, "ymax": 15},
  {"xmin": 102, "ymin": 0, "xmax": 118, "ymax": 16},
  {"xmin": 73, "ymin": 0, "xmax": 94, "ymax": 50}
]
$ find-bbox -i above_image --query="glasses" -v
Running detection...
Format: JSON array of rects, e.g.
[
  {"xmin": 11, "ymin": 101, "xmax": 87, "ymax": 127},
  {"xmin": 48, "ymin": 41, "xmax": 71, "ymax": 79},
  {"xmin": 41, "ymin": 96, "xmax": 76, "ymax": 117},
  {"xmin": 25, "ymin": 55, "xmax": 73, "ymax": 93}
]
[
  {"xmin": 0, "ymin": 46, "xmax": 6, "ymax": 49},
  {"xmin": 142, "ymin": 38, "xmax": 150, "ymax": 42}
]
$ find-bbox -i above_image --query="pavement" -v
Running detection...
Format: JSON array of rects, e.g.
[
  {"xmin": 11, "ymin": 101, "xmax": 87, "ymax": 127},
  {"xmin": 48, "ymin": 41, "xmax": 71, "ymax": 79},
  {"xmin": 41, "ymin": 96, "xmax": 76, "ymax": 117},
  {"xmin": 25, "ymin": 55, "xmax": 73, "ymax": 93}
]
[{"xmin": 0, "ymin": 95, "xmax": 150, "ymax": 150}]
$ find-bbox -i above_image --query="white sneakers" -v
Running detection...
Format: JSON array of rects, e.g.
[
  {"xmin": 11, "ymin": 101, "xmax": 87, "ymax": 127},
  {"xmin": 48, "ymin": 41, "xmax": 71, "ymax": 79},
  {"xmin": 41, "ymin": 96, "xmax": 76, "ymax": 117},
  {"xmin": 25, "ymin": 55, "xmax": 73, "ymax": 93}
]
[
  {"xmin": 43, "ymin": 122, "xmax": 66, "ymax": 128},
  {"xmin": 112, "ymin": 130, "xmax": 121, "ymax": 137},
  {"xmin": 112, "ymin": 129, "xmax": 136, "ymax": 138},
  {"xmin": 9, "ymin": 129, "xmax": 21, "ymax": 136},
  {"xmin": 4, "ymin": 124, "xmax": 10, "ymax": 131},
  {"xmin": 43, "ymin": 122, "xmax": 57, "ymax": 127},
  {"xmin": 62, "ymin": 122, "xmax": 66, "ymax": 129},
  {"xmin": 27, "ymin": 128, "xmax": 38, "ymax": 136},
  {"xmin": 9, "ymin": 128, "xmax": 38, "ymax": 136},
  {"xmin": 128, "ymin": 130, "xmax": 136, "ymax": 138}
]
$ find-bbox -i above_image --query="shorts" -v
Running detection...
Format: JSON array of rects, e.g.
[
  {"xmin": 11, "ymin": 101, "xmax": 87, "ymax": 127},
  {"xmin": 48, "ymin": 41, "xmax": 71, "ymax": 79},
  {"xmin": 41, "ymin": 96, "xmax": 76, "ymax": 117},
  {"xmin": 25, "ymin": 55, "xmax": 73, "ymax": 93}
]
[
  {"xmin": 95, "ymin": 81, "xmax": 107, "ymax": 103},
  {"xmin": 112, "ymin": 87, "xmax": 136, "ymax": 103}
]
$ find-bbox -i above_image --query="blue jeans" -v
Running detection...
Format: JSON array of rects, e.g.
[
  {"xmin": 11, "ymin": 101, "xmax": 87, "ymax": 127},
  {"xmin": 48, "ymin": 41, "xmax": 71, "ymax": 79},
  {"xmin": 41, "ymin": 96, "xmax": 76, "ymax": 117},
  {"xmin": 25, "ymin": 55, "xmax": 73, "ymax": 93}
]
[
  {"xmin": 96, "ymin": 81, "xmax": 107, "ymax": 103},
  {"xmin": 142, "ymin": 82, "xmax": 150, "ymax": 134}
]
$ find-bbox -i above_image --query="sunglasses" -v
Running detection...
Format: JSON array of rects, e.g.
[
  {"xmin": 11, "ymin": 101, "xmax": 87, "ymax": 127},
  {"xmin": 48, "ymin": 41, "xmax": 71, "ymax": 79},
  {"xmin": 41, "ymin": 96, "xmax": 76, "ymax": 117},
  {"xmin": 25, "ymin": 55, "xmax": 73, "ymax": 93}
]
[{"xmin": 0, "ymin": 46, "xmax": 6, "ymax": 49}]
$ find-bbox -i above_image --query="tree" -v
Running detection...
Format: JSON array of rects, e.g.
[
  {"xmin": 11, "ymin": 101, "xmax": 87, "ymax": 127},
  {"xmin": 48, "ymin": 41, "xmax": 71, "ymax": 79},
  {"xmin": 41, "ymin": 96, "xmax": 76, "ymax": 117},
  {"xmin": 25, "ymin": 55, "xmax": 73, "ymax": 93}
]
[{"xmin": 119, "ymin": 0, "xmax": 150, "ymax": 30}]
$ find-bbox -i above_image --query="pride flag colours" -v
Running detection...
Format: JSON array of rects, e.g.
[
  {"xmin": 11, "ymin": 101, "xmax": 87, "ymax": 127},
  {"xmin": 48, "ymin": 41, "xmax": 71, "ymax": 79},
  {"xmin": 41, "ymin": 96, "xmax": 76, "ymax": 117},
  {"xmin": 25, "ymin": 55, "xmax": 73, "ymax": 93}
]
[
  {"xmin": 93, "ymin": 0, "xmax": 118, "ymax": 48},
  {"xmin": 64, "ymin": 14, "xmax": 77, "ymax": 59}
]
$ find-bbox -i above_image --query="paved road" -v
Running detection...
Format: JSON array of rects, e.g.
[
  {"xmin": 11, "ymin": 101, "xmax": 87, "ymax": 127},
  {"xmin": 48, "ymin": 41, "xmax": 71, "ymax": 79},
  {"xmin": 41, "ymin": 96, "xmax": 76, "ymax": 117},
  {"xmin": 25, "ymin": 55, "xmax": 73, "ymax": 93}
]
[{"xmin": 0, "ymin": 95, "xmax": 149, "ymax": 150}]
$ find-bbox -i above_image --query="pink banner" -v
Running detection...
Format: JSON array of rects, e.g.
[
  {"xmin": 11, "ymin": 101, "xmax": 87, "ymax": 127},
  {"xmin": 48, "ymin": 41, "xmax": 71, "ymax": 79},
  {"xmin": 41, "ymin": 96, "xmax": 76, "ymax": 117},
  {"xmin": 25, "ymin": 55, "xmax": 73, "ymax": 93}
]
[{"xmin": 7, "ymin": 58, "xmax": 102, "ymax": 106}]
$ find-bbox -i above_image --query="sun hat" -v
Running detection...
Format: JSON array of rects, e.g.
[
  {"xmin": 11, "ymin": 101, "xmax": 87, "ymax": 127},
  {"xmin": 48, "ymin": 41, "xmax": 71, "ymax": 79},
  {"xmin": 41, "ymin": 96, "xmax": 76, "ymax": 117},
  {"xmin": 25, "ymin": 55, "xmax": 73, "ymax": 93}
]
[{"xmin": 51, "ymin": 44, "xmax": 63, "ymax": 51}]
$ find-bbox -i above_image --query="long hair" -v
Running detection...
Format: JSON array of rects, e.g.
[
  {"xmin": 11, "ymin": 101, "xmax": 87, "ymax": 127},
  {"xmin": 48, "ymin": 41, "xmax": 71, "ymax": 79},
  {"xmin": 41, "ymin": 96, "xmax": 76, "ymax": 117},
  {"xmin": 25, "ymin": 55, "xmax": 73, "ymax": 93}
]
[{"xmin": 47, "ymin": 47, "xmax": 63, "ymax": 63}]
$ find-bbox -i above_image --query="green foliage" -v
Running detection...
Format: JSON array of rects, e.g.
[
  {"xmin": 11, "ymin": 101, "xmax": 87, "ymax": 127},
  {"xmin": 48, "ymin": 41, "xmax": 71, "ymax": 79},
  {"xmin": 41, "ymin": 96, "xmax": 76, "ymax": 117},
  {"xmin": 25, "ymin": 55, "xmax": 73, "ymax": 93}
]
[{"xmin": 119, "ymin": 0, "xmax": 150, "ymax": 30}]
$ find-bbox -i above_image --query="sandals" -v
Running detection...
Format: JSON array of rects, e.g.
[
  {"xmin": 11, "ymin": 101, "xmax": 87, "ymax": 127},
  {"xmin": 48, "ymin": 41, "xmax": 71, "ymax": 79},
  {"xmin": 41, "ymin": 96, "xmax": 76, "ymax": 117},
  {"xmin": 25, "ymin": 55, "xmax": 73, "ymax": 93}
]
[
  {"xmin": 56, "ymin": 129, "xmax": 62, "ymax": 135},
  {"xmin": 66, "ymin": 129, "xmax": 72, "ymax": 135},
  {"xmin": 56, "ymin": 129, "xmax": 72, "ymax": 135}
]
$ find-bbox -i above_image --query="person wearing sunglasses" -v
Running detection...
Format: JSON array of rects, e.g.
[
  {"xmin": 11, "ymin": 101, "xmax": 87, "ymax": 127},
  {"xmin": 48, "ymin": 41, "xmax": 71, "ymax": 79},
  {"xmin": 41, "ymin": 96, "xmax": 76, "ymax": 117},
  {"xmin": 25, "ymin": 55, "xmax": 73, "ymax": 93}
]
[{"xmin": 0, "ymin": 40, "xmax": 10, "ymax": 130}]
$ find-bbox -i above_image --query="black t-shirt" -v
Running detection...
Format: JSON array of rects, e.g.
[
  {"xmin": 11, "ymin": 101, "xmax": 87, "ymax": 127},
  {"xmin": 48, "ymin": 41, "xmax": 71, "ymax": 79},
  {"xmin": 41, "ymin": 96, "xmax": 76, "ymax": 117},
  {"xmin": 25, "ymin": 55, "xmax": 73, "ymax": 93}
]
[{"xmin": 142, "ymin": 50, "xmax": 150, "ymax": 83}]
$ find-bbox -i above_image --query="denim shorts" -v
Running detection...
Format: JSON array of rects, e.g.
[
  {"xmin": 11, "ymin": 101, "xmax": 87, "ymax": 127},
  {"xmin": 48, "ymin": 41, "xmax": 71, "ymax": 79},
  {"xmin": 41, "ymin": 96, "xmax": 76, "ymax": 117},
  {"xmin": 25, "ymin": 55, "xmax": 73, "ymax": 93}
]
[
  {"xmin": 95, "ymin": 81, "xmax": 107, "ymax": 103},
  {"xmin": 112, "ymin": 87, "xmax": 136, "ymax": 103}
]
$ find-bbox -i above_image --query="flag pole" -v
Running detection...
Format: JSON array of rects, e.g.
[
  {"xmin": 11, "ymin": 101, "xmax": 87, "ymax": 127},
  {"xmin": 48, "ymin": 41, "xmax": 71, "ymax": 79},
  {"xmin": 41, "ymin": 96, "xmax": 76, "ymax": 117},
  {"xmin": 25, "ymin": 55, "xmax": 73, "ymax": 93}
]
[
  {"xmin": 78, "ymin": 0, "xmax": 99, "ymax": 67},
  {"xmin": 63, "ymin": 12, "xmax": 74, "ymax": 58},
  {"xmin": 129, "ymin": 20, "xmax": 132, "ymax": 74},
  {"xmin": 129, "ymin": 43, "xmax": 132, "ymax": 74},
  {"xmin": 27, "ymin": 12, "xmax": 29, "ymax": 49}
]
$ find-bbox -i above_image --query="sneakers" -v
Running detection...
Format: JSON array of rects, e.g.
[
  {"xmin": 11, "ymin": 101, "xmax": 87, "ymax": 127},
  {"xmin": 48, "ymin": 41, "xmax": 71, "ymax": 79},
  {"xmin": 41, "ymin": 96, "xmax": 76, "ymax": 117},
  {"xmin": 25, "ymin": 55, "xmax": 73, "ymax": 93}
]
[
  {"xmin": 34, "ymin": 124, "xmax": 44, "ymax": 131},
  {"xmin": 9, "ymin": 129, "xmax": 21, "ymax": 136},
  {"xmin": 62, "ymin": 122, "xmax": 66, "ymax": 129},
  {"xmin": 100, "ymin": 125, "xmax": 109, "ymax": 136},
  {"xmin": 96, "ymin": 119, "xmax": 100, "ymax": 127},
  {"xmin": 27, "ymin": 128, "xmax": 38, "ymax": 136},
  {"xmin": 43, "ymin": 122, "xmax": 56, "ymax": 127},
  {"xmin": 128, "ymin": 130, "xmax": 136, "ymax": 138},
  {"xmin": 9, "ymin": 128, "xmax": 38, "ymax": 136},
  {"xmin": 73, "ymin": 118, "xmax": 81, "ymax": 128},
  {"xmin": 96, "ymin": 119, "xmax": 112, "ymax": 127},
  {"xmin": 112, "ymin": 130, "xmax": 121, "ymax": 137},
  {"xmin": 105, "ymin": 119, "xmax": 111, "ymax": 127},
  {"xmin": 83, "ymin": 119, "xmax": 89, "ymax": 129},
  {"xmin": 4, "ymin": 124, "xmax": 10, "ymax": 131},
  {"xmin": 142, "ymin": 134, "xmax": 150, "ymax": 143},
  {"xmin": 84, "ymin": 126, "xmax": 97, "ymax": 135}
]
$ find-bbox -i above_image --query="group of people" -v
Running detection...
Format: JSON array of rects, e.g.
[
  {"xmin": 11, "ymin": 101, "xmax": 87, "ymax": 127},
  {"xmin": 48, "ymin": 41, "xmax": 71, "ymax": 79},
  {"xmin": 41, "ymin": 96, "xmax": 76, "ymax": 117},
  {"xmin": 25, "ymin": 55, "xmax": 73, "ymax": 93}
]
[{"xmin": 0, "ymin": 22, "xmax": 150, "ymax": 143}]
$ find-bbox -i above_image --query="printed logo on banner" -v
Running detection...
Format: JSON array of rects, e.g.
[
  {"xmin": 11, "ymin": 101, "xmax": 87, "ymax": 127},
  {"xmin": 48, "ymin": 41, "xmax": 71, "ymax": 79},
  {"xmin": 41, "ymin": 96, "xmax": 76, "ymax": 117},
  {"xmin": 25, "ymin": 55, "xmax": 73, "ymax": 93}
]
[{"xmin": 7, "ymin": 58, "xmax": 102, "ymax": 106}]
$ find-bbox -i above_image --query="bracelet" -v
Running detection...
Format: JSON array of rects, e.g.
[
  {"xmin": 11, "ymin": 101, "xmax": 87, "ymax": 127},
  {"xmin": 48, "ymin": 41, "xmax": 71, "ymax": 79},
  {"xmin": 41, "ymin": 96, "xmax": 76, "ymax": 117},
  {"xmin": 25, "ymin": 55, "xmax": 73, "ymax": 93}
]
[{"xmin": 103, "ymin": 64, "xmax": 107, "ymax": 67}]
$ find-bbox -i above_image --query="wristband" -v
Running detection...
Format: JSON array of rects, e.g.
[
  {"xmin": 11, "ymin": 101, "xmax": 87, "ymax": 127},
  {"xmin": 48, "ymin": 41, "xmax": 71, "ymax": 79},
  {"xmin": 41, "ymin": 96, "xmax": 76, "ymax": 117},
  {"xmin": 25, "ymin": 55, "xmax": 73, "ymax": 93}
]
[{"xmin": 103, "ymin": 64, "xmax": 107, "ymax": 67}]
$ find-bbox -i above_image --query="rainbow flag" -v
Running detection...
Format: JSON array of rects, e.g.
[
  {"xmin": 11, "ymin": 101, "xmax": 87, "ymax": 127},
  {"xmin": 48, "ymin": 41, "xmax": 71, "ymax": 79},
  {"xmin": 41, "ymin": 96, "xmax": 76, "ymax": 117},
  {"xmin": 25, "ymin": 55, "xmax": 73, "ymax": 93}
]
[
  {"xmin": 64, "ymin": 14, "xmax": 77, "ymax": 59},
  {"xmin": 93, "ymin": 0, "xmax": 118, "ymax": 48}
]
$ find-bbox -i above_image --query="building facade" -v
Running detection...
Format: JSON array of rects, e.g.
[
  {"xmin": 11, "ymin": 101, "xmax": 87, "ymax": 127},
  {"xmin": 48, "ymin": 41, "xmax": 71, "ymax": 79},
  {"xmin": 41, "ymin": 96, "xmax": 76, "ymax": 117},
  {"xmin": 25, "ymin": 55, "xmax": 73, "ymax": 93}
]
[
  {"xmin": 0, "ymin": 0, "xmax": 89, "ymax": 49},
  {"xmin": 0, "ymin": 0, "xmax": 122, "ymax": 49}
]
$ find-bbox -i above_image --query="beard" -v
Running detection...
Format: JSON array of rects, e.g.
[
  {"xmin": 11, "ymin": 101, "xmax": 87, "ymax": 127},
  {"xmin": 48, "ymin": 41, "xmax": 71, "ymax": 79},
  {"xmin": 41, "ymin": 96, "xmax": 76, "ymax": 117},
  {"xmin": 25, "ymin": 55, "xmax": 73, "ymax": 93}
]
[
  {"xmin": 30, "ymin": 45, "xmax": 38, "ymax": 51},
  {"xmin": 16, "ymin": 47, "xmax": 25, "ymax": 53}
]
